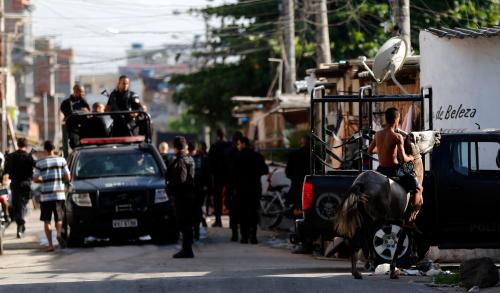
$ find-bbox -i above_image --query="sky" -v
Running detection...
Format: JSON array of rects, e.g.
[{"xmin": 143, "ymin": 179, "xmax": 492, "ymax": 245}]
[{"xmin": 31, "ymin": 0, "xmax": 230, "ymax": 76}]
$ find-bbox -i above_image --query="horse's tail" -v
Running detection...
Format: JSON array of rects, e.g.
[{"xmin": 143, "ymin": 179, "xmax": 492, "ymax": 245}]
[{"xmin": 335, "ymin": 183, "xmax": 364, "ymax": 238}]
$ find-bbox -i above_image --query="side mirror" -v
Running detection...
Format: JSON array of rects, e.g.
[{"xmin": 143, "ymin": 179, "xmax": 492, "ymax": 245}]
[{"xmin": 496, "ymin": 149, "xmax": 500, "ymax": 169}]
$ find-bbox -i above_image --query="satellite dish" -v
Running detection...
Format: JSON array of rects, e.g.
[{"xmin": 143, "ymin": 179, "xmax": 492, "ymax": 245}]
[{"xmin": 360, "ymin": 36, "xmax": 409, "ymax": 94}]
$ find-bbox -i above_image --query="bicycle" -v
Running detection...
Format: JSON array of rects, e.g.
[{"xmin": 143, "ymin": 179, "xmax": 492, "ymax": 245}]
[{"xmin": 258, "ymin": 168, "xmax": 291, "ymax": 230}]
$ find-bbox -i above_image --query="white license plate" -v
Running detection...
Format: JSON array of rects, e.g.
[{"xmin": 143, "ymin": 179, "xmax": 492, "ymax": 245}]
[{"xmin": 112, "ymin": 219, "xmax": 138, "ymax": 228}]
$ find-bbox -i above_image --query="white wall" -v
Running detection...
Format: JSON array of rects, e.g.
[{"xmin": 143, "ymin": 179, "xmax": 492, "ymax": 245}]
[{"xmin": 420, "ymin": 31, "xmax": 500, "ymax": 131}]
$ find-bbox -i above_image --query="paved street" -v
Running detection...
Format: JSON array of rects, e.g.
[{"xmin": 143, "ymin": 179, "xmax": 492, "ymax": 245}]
[{"xmin": 0, "ymin": 209, "xmax": 496, "ymax": 293}]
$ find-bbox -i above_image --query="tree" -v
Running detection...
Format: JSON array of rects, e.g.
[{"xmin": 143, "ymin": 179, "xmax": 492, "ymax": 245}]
[{"xmin": 170, "ymin": 0, "xmax": 499, "ymax": 130}]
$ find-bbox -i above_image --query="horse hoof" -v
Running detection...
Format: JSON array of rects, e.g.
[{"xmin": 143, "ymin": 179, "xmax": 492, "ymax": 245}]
[
  {"xmin": 390, "ymin": 271, "xmax": 399, "ymax": 279},
  {"xmin": 353, "ymin": 272, "xmax": 363, "ymax": 279}
]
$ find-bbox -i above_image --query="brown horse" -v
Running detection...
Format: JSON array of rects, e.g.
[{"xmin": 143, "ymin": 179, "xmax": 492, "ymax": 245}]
[{"xmin": 334, "ymin": 130, "xmax": 440, "ymax": 279}]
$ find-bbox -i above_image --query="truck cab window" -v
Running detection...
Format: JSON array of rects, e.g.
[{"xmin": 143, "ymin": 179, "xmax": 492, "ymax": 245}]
[
  {"xmin": 471, "ymin": 141, "xmax": 500, "ymax": 173},
  {"xmin": 452, "ymin": 142, "xmax": 469, "ymax": 176}
]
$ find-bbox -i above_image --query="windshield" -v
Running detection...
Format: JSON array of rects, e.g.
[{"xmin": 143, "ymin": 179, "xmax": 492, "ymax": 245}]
[{"xmin": 75, "ymin": 150, "xmax": 160, "ymax": 179}]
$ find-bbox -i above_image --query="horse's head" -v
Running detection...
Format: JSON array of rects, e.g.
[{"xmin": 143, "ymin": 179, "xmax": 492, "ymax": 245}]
[{"xmin": 407, "ymin": 130, "xmax": 441, "ymax": 155}]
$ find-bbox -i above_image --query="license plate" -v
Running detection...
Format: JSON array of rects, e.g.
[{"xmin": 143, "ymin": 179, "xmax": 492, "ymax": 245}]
[{"xmin": 112, "ymin": 219, "xmax": 138, "ymax": 228}]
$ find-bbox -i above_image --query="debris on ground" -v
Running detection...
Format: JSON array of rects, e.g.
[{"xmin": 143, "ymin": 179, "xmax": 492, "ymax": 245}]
[{"xmin": 374, "ymin": 263, "xmax": 391, "ymax": 275}]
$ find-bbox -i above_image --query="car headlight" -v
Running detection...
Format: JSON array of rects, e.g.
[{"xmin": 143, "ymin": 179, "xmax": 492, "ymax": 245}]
[
  {"xmin": 154, "ymin": 189, "xmax": 168, "ymax": 203},
  {"xmin": 72, "ymin": 193, "xmax": 92, "ymax": 207}
]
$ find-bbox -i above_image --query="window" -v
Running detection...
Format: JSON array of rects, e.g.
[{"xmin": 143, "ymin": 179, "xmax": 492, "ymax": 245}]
[
  {"xmin": 452, "ymin": 142, "xmax": 469, "ymax": 176},
  {"xmin": 471, "ymin": 141, "xmax": 500, "ymax": 172},
  {"xmin": 452, "ymin": 141, "xmax": 500, "ymax": 175},
  {"xmin": 75, "ymin": 150, "xmax": 160, "ymax": 179}
]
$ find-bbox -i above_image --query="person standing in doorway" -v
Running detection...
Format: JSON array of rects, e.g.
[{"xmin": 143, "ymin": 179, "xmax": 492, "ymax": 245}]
[
  {"xmin": 33, "ymin": 141, "xmax": 71, "ymax": 252},
  {"xmin": 3, "ymin": 138, "xmax": 35, "ymax": 238},
  {"xmin": 167, "ymin": 137, "xmax": 196, "ymax": 258}
]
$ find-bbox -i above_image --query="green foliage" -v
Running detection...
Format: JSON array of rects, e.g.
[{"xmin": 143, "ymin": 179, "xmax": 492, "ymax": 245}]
[
  {"xmin": 433, "ymin": 272, "xmax": 461, "ymax": 285},
  {"xmin": 167, "ymin": 113, "xmax": 200, "ymax": 133},
  {"xmin": 171, "ymin": 0, "xmax": 499, "ymax": 130},
  {"xmin": 287, "ymin": 129, "xmax": 309, "ymax": 148}
]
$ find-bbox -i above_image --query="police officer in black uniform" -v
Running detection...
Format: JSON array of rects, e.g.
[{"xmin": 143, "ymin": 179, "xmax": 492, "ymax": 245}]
[
  {"xmin": 106, "ymin": 75, "xmax": 144, "ymax": 136},
  {"xmin": 233, "ymin": 137, "xmax": 268, "ymax": 244},
  {"xmin": 60, "ymin": 84, "xmax": 90, "ymax": 148},
  {"xmin": 167, "ymin": 136, "xmax": 196, "ymax": 258}
]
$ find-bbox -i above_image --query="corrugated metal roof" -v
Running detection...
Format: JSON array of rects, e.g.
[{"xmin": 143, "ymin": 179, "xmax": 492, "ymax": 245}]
[{"xmin": 426, "ymin": 26, "xmax": 500, "ymax": 39}]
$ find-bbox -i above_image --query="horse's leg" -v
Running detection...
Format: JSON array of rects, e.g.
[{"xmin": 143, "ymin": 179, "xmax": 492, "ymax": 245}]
[
  {"xmin": 346, "ymin": 239, "xmax": 362, "ymax": 279},
  {"xmin": 389, "ymin": 227, "xmax": 408, "ymax": 279}
]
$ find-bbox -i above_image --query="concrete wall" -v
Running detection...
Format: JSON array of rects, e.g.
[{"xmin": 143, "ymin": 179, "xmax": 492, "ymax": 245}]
[{"xmin": 420, "ymin": 31, "xmax": 500, "ymax": 131}]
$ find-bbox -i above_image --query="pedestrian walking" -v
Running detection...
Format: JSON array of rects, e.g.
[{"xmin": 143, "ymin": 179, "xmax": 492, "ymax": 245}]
[
  {"xmin": 2, "ymin": 138, "xmax": 35, "ymax": 238},
  {"xmin": 207, "ymin": 129, "xmax": 231, "ymax": 227},
  {"xmin": 233, "ymin": 137, "xmax": 268, "ymax": 244},
  {"xmin": 167, "ymin": 136, "xmax": 196, "ymax": 258},
  {"xmin": 33, "ymin": 141, "xmax": 71, "ymax": 252}
]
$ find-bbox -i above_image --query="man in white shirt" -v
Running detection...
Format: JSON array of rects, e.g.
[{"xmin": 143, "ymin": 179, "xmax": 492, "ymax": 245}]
[{"xmin": 33, "ymin": 141, "xmax": 71, "ymax": 252}]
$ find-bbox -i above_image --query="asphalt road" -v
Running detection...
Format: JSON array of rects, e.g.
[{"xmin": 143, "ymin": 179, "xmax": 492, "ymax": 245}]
[{"xmin": 0, "ymin": 210, "xmax": 498, "ymax": 293}]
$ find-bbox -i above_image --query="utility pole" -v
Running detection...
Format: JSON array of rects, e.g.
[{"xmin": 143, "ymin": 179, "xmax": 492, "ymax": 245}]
[
  {"xmin": 282, "ymin": 0, "xmax": 296, "ymax": 94},
  {"xmin": 315, "ymin": 0, "xmax": 331, "ymax": 65},
  {"xmin": 391, "ymin": 0, "xmax": 411, "ymax": 53},
  {"xmin": 400, "ymin": 0, "xmax": 411, "ymax": 53}
]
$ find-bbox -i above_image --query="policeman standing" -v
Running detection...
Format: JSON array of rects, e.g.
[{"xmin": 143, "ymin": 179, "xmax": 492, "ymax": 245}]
[
  {"xmin": 106, "ymin": 75, "xmax": 144, "ymax": 136},
  {"xmin": 224, "ymin": 131, "xmax": 243, "ymax": 241},
  {"xmin": 233, "ymin": 137, "xmax": 268, "ymax": 244},
  {"xmin": 60, "ymin": 84, "xmax": 90, "ymax": 148},
  {"xmin": 167, "ymin": 136, "xmax": 196, "ymax": 258}
]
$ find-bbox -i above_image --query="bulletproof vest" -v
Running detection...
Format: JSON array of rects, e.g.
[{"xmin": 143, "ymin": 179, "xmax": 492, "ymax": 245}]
[{"xmin": 108, "ymin": 90, "xmax": 141, "ymax": 111}]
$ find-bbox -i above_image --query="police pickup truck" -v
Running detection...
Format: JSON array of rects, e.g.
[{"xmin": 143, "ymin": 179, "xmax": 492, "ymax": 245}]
[
  {"xmin": 291, "ymin": 89, "xmax": 500, "ymax": 264},
  {"xmin": 62, "ymin": 112, "xmax": 177, "ymax": 246}
]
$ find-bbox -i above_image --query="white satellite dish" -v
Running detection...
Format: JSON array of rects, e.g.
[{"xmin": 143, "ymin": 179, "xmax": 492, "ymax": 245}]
[{"xmin": 360, "ymin": 36, "xmax": 409, "ymax": 94}]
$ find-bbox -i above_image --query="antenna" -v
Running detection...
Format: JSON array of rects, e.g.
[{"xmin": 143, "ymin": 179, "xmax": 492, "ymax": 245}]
[{"xmin": 360, "ymin": 36, "xmax": 409, "ymax": 94}]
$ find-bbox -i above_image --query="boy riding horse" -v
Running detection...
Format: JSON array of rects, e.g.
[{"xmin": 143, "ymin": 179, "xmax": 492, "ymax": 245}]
[{"xmin": 367, "ymin": 107, "xmax": 423, "ymax": 225}]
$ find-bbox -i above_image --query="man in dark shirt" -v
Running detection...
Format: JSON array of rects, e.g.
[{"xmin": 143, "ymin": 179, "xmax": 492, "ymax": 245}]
[
  {"xmin": 234, "ymin": 137, "xmax": 268, "ymax": 244},
  {"xmin": 2, "ymin": 138, "xmax": 35, "ymax": 238},
  {"xmin": 106, "ymin": 75, "xmax": 144, "ymax": 137},
  {"xmin": 81, "ymin": 102, "xmax": 109, "ymax": 139},
  {"xmin": 224, "ymin": 131, "xmax": 243, "ymax": 241},
  {"xmin": 285, "ymin": 135, "xmax": 311, "ymax": 213},
  {"xmin": 166, "ymin": 136, "xmax": 196, "ymax": 258},
  {"xmin": 207, "ymin": 129, "xmax": 232, "ymax": 227},
  {"xmin": 189, "ymin": 141, "xmax": 209, "ymax": 240},
  {"xmin": 60, "ymin": 84, "xmax": 90, "ymax": 148}
]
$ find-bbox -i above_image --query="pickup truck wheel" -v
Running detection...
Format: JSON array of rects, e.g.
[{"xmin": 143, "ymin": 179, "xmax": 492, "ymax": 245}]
[
  {"xmin": 259, "ymin": 194, "xmax": 283, "ymax": 229},
  {"xmin": 371, "ymin": 223, "xmax": 412, "ymax": 267}
]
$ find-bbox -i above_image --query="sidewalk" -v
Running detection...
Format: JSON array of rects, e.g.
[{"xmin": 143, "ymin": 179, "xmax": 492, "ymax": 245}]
[{"xmin": 2, "ymin": 204, "xmax": 48, "ymax": 254}]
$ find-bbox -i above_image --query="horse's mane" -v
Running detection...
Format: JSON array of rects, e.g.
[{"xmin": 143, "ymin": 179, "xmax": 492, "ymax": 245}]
[{"xmin": 404, "ymin": 136, "xmax": 424, "ymax": 185}]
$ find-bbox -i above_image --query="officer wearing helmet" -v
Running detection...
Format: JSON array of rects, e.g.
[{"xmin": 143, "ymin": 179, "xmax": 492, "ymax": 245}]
[{"xmin": 106, "ymin": 75, "xmax": 144, "ymax": 136}]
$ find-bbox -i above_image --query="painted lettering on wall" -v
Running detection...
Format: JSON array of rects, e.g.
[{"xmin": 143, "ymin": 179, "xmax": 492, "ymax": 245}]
[{"xmin": 435, "ymin": 104, "xmax": 477, "ymax": 120}]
